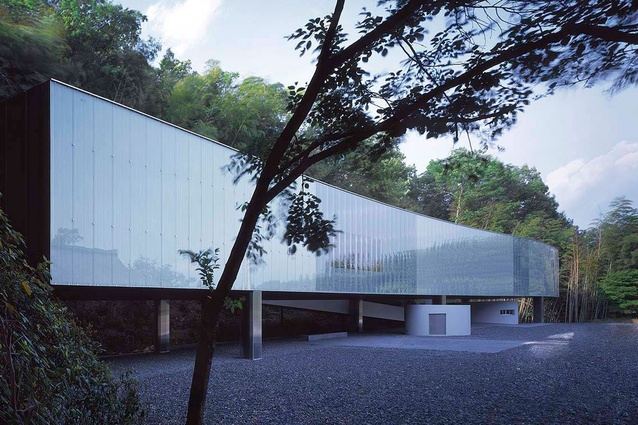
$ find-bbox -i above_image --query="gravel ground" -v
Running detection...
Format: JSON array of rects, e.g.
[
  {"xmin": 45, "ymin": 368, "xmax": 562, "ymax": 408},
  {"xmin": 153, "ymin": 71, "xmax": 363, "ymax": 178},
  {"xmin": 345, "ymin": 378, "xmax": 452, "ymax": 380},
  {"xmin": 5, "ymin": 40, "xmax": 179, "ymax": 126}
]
[{"xmin": 109, "ymin": 323, "xmax": 638, "ymax": 424}]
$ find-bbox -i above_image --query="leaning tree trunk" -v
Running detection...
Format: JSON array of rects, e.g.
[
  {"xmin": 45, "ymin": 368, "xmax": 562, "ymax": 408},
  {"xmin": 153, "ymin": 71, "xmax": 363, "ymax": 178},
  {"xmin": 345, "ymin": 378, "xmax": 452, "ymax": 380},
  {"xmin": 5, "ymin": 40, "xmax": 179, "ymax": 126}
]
[
  {"xmin": 185, "ymin": 297, "xmax": 222, "ymax": 424},
  {"xmin": 566, "ymin": 230, "xmax": 580, "ymax": 323},
  {"xmin": 183, "ymin": 4, "xmax": 350, "ymax": 421},
  {"xmin": 185, "ymin": 184, "xmax": 267, "ymax": 425}
]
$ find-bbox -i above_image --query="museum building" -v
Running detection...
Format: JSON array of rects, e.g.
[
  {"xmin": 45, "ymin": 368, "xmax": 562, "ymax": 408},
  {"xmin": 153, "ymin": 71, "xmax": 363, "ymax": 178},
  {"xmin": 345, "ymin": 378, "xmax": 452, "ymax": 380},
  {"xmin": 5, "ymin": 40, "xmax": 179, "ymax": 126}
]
[{"xmin": 0, "ymin": 80, "xmax": 558, "ymax": 358}]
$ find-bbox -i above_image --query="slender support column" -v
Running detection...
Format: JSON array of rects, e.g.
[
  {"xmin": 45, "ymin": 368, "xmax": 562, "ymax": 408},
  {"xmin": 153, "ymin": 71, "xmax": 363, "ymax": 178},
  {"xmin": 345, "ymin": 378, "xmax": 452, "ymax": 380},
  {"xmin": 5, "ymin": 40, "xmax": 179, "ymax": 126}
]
[
  {"xmin": 349, "ymin": 298, "xmax": 363, "ymax": 333},
  {"xmin": 155, "ymin": 300, "xmax": 170, "ymax": 353},
  {"xmin": 241, "ymin": 291, "xmax": 262, "ymax": 360},
  {"xmin": 533, "ymin": 297, "xmax": 545, "ymax": 323}
]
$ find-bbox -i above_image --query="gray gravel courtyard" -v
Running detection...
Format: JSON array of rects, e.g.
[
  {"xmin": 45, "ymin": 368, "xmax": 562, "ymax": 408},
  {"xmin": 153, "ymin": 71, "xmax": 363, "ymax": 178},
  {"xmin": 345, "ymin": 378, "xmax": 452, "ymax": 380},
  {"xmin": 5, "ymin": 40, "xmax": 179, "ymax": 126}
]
[{"xmin": 109, "ymin": 323, "xmax": 638, "ymax": 424}]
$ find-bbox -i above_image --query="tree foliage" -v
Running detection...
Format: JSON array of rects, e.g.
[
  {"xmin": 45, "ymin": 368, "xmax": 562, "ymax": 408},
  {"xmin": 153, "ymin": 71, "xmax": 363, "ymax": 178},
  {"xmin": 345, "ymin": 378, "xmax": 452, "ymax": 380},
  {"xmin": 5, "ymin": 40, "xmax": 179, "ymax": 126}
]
[
  {"xmin": 284, "ymin": 182, "xmax": 338, "ymax": 255},
  {"xmin": 160, "ymin": 62, "xmax": 290, "ymax": 154},
  {"xmin": 408, "ymin": 149, "xmax": 566, "ymax": 234},
  {"xmin": 57, "ymin": 0, "xmax": 160, "ymax": 109},
  {"xmin": 155, "ymin": 48, "xmax": 193, "ymax": 118},
  {"xmin": 575, "ymin": 198, "xmax": 638, "ymax": 317},
  {"xmin": 599, "ymin": 269, "xmax": 638, "ymax": 315},
  {"xmin": 0, "ymin": 0, "xmax": 159, "ymax": 111},
  {"xmin": 0, "ymin": 1, "xmax": 68, "ymax": 99},
  {"xmin": 558, "ymin": 198, "xmax": 638, "ymax": 322},
  {"xmin": 591, "ymin": 197, "xmax": 638, "ymax": 272},
  {"xmin": 179, "ymin": 249, "xmax": 220, "ymax": 291},
  {"xmin": 308, "ymin": 137, "xmax": 416, "ymax": 208},
  {"xmin": 0, "ymin": 203, "xmax": 143, "ymax": 424}
]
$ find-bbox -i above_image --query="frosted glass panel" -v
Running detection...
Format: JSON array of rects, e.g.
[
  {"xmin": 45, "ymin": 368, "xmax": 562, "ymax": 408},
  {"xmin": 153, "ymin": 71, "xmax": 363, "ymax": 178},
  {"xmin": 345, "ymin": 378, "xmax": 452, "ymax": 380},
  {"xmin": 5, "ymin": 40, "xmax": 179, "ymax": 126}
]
[
  {"xmin": 112, "ymin": 106, "xmax": 132, "ymax": 287},
  {"xmin": 92, "ymin": 99, "xmax": 114, "ymax": 286},
  {"xmin": 49, "ymin": 81, "xmax": 558, "ymax": 297},
  {"xmin": 71, "ymin": 91, "xmax": 94, "ymax": 285},
  {"xmin": 161, "ymin": 127, "xmax": 178, "ymax": 287}
]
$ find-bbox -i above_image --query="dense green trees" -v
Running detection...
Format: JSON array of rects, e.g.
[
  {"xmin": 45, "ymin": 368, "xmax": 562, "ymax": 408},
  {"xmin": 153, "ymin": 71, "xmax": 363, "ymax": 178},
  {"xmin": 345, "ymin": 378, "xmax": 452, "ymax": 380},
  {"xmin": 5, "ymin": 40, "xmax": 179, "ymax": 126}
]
[
  {"xmin": 599, "ymin": 270, "xmax": 638, "ymax": 315},
  {"xmin": 0, "ymin": 1, "xmax": 67, "ymax": 99},
  {"xmin": 407, "ymin": 149, "xmax": 565, "ymax": 233},
  {"xmin": 308, "ymin": 138, "xmax": 416, "ymax": 208},
  {"xmin": 593, "ymin": 197, "xmax": 638, "ymax": 272},
  {"xmin": 58, "ymin": 0, "xmax": 160, "ymax": 110},
  {"xmin": 0, "ymin": 0, "xmax": 159, "ymax": 110},
  {"xmin": 161, "ymin": 64, "xmax": 289, "ymax": 153},
  {"xmin": 573, "ymin": 197, "xmax": 638, "ymax": 319}
]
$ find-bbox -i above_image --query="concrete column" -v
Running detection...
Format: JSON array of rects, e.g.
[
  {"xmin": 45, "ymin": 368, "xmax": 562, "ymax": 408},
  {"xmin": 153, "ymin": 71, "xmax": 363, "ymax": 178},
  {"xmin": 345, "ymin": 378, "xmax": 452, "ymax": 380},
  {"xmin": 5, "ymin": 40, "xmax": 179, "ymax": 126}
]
[
  {"xmin": 349, "ymin": 298, "xmax": 363, "ymax": 333},
  {"xmin": 241, "ymin": 291, "xmax": 262, "ymax": 360},
  {"xmin": 155, "ymin": 300, "xmax": 170, "ymax": 353},
  {"xmin": 533, "ymin": 297, "xmax": 545, "ymax": 323}
]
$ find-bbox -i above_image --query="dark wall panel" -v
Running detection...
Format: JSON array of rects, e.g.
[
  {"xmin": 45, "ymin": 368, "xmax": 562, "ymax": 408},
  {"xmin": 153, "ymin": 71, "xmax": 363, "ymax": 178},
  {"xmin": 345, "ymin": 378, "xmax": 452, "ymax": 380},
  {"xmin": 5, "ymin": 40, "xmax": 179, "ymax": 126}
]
[{"xmin": 0, "ymin": 82, "xmax": 50, "ymax": 266}]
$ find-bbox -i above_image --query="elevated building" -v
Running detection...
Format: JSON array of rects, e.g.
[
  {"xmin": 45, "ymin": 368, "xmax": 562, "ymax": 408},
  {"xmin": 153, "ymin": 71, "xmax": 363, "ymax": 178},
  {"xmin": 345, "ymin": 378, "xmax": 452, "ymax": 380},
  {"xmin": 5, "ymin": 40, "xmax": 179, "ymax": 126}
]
[{"xmin": 1, "ymin": 80, "xmax": 558, "ymax": 357}]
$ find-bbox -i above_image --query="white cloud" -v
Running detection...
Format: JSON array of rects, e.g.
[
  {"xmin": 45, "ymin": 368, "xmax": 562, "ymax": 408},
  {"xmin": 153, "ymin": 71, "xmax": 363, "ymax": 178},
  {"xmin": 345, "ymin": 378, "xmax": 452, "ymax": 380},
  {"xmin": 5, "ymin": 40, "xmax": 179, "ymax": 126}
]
[
  {"xmin": 145, "ymin": 0, "xmax": 222, "ymax": 55},
  {"xmin": 615, "ymin": 151, "xmax": 638, "ymax": 168},
  {"xmin": 546, "ymin": 141, "xmax": 638, "ymax": 228}
]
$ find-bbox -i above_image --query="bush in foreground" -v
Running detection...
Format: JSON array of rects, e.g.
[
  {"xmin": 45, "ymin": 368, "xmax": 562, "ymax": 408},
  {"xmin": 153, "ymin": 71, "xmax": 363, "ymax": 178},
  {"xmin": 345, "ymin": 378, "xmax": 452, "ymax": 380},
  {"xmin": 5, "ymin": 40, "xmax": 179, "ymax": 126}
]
[{"xmin": 0, "ymin": 205, "xmax": 143, "ymax": 424}]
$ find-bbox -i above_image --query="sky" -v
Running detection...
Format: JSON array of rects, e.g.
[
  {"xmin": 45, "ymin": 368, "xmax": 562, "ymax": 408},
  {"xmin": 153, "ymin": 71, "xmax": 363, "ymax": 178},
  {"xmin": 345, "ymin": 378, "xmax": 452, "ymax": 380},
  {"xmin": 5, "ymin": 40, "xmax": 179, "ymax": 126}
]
[{"xmin": 121, "ymin": 0, "xmax": 637, "ymax": 229}]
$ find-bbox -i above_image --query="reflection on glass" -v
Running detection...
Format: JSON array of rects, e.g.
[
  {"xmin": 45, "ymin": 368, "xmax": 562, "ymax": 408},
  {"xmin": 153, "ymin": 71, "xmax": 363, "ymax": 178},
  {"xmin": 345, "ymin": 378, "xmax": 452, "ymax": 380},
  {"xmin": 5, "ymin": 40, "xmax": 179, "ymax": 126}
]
[{"xmin": 49, "ymin": 82, "xmax": 558, "ymax": 297}]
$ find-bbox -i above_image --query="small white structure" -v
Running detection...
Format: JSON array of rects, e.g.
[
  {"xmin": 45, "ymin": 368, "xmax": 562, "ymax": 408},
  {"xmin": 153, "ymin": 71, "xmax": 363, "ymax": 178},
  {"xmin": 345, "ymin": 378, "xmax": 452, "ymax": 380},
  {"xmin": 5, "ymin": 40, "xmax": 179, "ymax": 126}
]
[
  {"xmin": 471, "ymin": 301, "xmax": 519, "ymax": 324},
  {"xmin": 405, "ymin": 305, "xmax": 471, "ymax": 336}
]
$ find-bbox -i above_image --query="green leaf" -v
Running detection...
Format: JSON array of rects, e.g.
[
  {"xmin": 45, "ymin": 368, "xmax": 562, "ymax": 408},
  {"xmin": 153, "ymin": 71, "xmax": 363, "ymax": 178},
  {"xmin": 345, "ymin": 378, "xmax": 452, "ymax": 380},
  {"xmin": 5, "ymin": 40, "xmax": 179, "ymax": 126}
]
[
  {"xmin": 21, "ymin": 280, "xmax": 32, "ymax": 296},
  {"xmin": 4, "ymin": 301, "xmax": 16, "ymax": 313}
]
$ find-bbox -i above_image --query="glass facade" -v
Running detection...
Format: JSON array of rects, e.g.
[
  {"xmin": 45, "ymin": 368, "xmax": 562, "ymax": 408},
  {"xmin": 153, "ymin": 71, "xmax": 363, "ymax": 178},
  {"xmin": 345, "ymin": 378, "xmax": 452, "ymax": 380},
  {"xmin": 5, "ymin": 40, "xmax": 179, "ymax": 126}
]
[{"xmin": 49, "ymin": 81, "xmax": 558, "ymax": 296}]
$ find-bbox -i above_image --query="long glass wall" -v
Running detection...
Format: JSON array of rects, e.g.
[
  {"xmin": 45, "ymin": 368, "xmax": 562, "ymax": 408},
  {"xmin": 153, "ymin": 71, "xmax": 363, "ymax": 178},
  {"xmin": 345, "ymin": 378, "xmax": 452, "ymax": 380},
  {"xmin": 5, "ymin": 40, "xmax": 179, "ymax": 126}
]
[{"xmin": 49, "ymin": 81, "xmax": 558, "ymax": 297}]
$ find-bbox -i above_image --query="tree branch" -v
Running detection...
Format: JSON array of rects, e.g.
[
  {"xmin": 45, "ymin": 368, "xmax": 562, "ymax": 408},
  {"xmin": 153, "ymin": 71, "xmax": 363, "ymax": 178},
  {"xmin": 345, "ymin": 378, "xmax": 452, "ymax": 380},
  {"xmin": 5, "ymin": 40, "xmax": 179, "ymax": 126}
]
[
  {"xmin": 265, "ymin": 129, "xmax": 377, "ymax": 203},
  {"xmin": 260, "ymin": 0, "xmax": 346, "ymax": 182},
  {"xmin": 277, "ymin": 130, "xmax": 356, "ymax": 173},
  {"xmin": 378, "ymin": 26, "xmax": 576, "ymax": 132},
  {"xmin": 267, "ymin": 24, "xmax": 615, "ymax": 201},
  {"xmin": 330, "ymin": 1, "xmax": 430, "ymax": 67},
  {"xmin": 564, "ymin": 24, "xmax": 638, "ymax": 45}
]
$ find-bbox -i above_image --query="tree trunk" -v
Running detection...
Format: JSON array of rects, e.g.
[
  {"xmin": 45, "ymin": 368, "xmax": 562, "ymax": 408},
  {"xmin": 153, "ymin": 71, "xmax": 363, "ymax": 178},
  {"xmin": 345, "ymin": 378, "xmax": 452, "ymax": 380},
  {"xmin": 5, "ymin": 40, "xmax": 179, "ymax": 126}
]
[
  {"xmin": 185, "ymin": 298, "xmax": 221, "ymax": 425},
  {"xmin": 184, "ymin": 179, "xmax": 268, "ymax": 424},
  {"xmin": 454, "ymin": 184, "xmax": 464, "ymax": 223}
]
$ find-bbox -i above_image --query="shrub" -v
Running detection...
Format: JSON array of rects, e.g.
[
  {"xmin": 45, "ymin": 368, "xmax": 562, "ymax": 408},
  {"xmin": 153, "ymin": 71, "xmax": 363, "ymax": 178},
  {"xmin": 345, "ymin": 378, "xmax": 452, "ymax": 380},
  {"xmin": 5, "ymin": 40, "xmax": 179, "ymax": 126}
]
[
  {"xmin": 0, "ymin": 205, "xmax": 144, "ymax": 424},
  {"xmin": 599, "ymin": 269, "xmax": 638, "ymax": 316}
]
